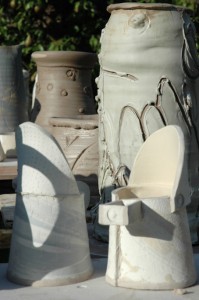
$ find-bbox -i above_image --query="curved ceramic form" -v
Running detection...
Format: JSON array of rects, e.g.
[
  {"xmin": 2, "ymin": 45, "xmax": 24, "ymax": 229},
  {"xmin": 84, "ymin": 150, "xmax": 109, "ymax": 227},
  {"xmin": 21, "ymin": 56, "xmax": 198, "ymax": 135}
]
[
  {"xmin": 99, "ymin": 126, "xmax": 197, "ymax": 290},
  {"xmin": 96, "ymin": 2, "xmax": 199, "ymax": 242},
  {"xmin": 7, "ymin": 122, "xmax": 93, "ymax": 286},
  {"xmin": 0, "ymin": 45, "xmax": 28, "ymax": 133},
  {"xmin": 31, "ymin": 51, "xmax": 97, "ymax": 132}
]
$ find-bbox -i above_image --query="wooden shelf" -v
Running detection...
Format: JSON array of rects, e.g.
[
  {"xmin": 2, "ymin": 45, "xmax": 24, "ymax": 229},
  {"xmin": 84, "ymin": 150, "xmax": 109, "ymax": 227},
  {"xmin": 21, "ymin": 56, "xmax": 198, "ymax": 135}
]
[{"xmin": 0, "ymin": 159, "xmax": 17, "ymax": 180}]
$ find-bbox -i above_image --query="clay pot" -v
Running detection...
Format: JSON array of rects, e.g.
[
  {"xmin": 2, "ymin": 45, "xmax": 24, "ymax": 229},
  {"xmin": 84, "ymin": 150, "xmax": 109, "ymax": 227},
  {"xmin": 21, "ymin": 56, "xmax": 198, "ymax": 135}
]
[
  {"xmin": 99, "ymin": 126, "xmax": 197, "ymax": 289},
  {"xmin": 96, "ymin": 3, "xmax": 199, "ymax": 241},
  {"xmin": 0, "ymin": 45, "xmax": 28, "ymax": 133},
  {"xmin": 31, "ymin": 51, "xmax": 97, "ymax": 132},
  {"xmin": 7, "ymin": 122, "xmax": 93, "ymax": 287},
  {"xmin": 50, "ymin": 115, "xmax": 99, "ymax": 207}
]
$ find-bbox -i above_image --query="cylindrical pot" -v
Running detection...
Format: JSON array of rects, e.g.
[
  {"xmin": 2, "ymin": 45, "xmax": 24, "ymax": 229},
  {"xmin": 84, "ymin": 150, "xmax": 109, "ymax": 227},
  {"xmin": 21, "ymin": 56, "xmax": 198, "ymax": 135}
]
[
  {"xmin": 31, "ymin": 51, "xmax": 97, "ymax": 132},
  {"xmin": 0, "ymin": 45, "xmax": 28, "ymax": 133},
  {"xmin": 100, "ymin": 196, "xmax": 197, "ymax": 289},
  {"xmin": 50, "ymin": 115, "xmax": 99, "ymax": 207},
  {"xmin": 96, "ymin": 3, "xmax": 199, "ymax": 241}
]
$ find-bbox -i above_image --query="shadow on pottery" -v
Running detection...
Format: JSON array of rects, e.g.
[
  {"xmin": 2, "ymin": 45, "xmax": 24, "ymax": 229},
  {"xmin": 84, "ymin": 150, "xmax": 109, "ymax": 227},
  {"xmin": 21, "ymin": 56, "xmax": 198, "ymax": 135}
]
[{"xmin": 7, "ymin": 122, "xmax": 93, "ymax": 287}]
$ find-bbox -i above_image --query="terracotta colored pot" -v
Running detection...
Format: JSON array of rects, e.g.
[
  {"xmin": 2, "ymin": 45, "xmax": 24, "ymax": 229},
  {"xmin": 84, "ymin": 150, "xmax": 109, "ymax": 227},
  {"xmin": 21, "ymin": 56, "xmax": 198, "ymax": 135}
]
[
  {"xmin": 31, "ymin": 51, "xmax": 97, "ymax": 132},
  {"xmin": 96, "ymin": 3, "xmax": 199, "ymax": 242},
  {"xmin": 50, "ymin": 115, "xmax": 99, "ymax": 206},
  {"xmin": 0, "ymin": 45, "xmax": 28, "ymax": 133}
]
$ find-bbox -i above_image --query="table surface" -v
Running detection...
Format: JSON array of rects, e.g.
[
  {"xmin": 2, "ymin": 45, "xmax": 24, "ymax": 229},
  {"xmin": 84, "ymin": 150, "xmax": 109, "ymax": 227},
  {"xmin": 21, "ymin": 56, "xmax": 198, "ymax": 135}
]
[
  {"xmin": 0, "ymin": 255, "xmax": 199, "ymax": 300},
  {"xmin": 0, "ymin": 159, "xmax": 17, "ymax": 180}
]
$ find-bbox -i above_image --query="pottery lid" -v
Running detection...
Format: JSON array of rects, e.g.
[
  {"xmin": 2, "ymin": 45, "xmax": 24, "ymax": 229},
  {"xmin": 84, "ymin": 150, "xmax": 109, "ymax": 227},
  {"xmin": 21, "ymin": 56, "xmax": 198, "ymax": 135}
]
[
  {"xmin": 107, "ymin": 3, "xmax": 192, "ymax": 14},
  {"xmin": 32, "ymin": 51, "xmax": 97, "ymax": 68}
]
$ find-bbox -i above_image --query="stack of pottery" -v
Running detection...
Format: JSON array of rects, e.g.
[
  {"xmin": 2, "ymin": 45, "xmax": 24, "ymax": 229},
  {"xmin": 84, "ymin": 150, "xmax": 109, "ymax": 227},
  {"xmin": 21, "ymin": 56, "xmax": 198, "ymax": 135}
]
[
  {"xmin": 96, "ymin": 3, "xmax": 199, "ymax": 242},
  {"xmin": 32, "ymin": 51, "xmax": 99, "ymax": 206},
  {"xmin": 0, "ymin": 45, "xmax": 29, "ymax": 160}
]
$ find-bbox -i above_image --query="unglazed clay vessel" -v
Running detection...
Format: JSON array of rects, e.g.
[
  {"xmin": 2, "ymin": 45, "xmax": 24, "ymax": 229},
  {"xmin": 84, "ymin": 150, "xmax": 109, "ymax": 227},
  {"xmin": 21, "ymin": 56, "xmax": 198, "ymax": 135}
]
[
  {"xmin": 7, "ymin": 122, "xmax": 93, "ymax": 287},
  {"xmin": 0, "ymin": 45, "xmax": 28, "ymax": 133},
  {"xmin": 96, "ymin": 2, "xmax": 199, "ymax": 242},
  {"xmin": 31, "ymin": 51, "xmax": 97, "ymax": 132},
  {"xmin": 50, "ymin": 114, "xmax": 99, "ymax": 206},
  {"xmin": 99, "ymin": 126, "xmax": 197, "ymax": 290}
]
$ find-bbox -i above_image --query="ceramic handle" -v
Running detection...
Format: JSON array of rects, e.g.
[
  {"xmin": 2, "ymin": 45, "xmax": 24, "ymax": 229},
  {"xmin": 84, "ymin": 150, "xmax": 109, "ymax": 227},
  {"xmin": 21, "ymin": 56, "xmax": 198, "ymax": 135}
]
[{"xmin": 99, "ymin": 199, "xmax": 142, "ymax": 226}]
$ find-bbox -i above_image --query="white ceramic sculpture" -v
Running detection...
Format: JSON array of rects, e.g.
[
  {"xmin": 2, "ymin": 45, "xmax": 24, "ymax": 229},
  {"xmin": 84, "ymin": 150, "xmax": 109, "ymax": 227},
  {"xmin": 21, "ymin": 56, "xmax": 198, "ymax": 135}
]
[
  {"xmin": 7, "ymin": 122, "xmax": 93, "ymax": 286},
  {"xmin": 99, "ymin": 126, "xmax": 197, "ymax": 290},
  {"xmin": 96, "ymin": 3, "xmax": 199, "ymax": 242}
]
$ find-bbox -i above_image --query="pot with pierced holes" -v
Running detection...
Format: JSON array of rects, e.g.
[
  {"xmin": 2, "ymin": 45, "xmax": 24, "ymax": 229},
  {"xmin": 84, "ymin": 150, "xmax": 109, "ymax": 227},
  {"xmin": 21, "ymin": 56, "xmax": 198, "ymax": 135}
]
[{"xmin": 31, "ymin": 51, "xmax": 97, "ymax": 133}]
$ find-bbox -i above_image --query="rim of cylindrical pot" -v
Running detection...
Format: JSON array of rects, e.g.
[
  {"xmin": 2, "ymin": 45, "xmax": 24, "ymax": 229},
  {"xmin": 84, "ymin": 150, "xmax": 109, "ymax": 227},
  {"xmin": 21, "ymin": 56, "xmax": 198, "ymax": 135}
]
[
  {"xmin": 0, "ymin": 44, "xmax": 23, "ymax": 55},
  {"xmin": 107, "ymin": 3, "xmax": 192, "ymax": 14},
  {"xmin": 32, "ymin": 51, "xmax": 98, "ymax": 68},
  {"xmin": 49, "ymin": 115, "xmax": 98, "ymax": 130}
]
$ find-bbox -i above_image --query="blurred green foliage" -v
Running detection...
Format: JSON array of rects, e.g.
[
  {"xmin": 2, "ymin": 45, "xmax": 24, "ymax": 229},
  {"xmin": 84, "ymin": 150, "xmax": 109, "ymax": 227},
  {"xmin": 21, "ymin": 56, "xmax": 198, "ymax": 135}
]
[{"xmin": 0, "ymin": 0, "xmax": 198, "ymax": 82}]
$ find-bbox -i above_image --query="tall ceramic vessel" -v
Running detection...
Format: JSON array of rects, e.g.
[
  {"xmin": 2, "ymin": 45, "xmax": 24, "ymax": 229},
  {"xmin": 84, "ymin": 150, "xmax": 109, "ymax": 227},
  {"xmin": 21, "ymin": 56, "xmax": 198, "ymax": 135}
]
[
  {"xmin": 96, "ymin": 3, "xmax": 199, "ymax": 242},
  {"xmin": 31, "ymin": 51, "xmax": 97, "ymax": 132},
  {"xmin": 0, "ymin": 45, "xmax": 28, "ymax": 133},
  {"xmin": 50, "ymin": 115, "xmax": 99, "ymax": 206}
]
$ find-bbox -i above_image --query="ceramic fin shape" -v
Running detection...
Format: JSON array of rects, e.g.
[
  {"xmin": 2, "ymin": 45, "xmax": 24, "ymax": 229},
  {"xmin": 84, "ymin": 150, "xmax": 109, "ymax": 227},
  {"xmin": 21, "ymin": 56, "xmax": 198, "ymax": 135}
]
[{"xmin": 7, "ymin": 122, "xmax": 92, "ymax": 287}]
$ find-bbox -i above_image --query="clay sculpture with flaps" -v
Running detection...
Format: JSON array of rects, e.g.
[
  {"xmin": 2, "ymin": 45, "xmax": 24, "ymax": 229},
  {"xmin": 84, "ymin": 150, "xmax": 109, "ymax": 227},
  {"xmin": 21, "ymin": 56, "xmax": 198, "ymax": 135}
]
[
  {"xmin": 7, "ymin": 122, "xmax": 93, "ymax": 287},
  {"xmin": 99, "ymin": 125, "xmax": 197, "ymax": 290}
]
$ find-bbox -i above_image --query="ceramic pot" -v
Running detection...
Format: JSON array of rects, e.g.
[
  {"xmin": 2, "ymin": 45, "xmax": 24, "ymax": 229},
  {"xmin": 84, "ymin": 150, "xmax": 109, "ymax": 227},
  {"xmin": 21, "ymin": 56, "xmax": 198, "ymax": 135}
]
[
  {"xmin": 7, "ymin": 122, "xmax": 93, "ymax": 287},
  {"xmin": 50, "ymin": 115, "xmax": 99, "ymax": 207},
  {"xmin": 99, "ymin": 126, "xmax": 197, "ymax": 289},
  {"xmin": 0, "ymin": 45, "xmax": 28, "ymax": 133},
  {"xmin": 96, "ymin": 3, "xmax": 199, "ymax": 242},
  {"xmin": 31, "ymin": 51, "xmax": 97, "ymax": 132}
]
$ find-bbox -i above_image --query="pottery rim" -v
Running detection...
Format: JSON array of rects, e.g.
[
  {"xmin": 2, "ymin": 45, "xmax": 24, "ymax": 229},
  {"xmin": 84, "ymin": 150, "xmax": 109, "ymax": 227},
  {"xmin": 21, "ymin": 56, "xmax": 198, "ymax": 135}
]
[
  {"xmin": 31, "ymin": 51, "xmax": 98, "ymax": 68},
  {"xmin": 107, "ymin": 2, "xmax": 192, "ymax": 14}
]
